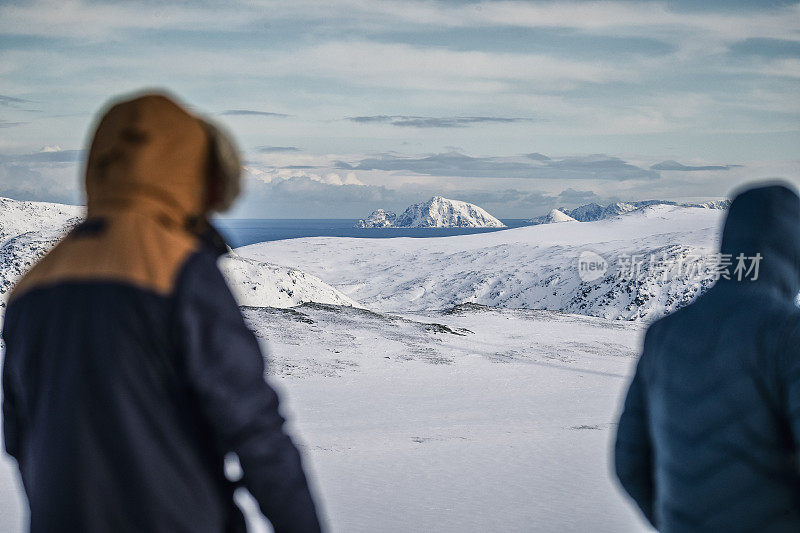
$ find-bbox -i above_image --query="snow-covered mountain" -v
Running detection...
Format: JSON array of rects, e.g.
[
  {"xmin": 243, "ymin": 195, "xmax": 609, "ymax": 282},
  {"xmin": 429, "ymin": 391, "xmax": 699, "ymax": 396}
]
[
  {"xmin": 529, "ymin": 199, "xmax": 730, "ymax": 224},
  {"xmin": 354, "ymin": 209, "xmax": 397, "ymax": 228},
  {"xmin": 527, "ymin": 208, "xmax": 577, "ymax": 225},
  {"xmin": 0, "ymin": 197, "xmax": 358, "ymax": 309},
  {"xmin": 356, "ymin": 196, "xmax": 505, "ymax": 228},
  {"xmin": 241, "ymin": 204, "xmax": 729, "ymax": 321}
]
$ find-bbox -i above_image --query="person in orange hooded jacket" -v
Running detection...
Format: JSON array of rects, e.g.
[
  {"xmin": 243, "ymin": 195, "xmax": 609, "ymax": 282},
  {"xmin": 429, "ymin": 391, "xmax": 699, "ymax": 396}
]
[{"xmin": 2, "ymin": 91, "xmax": 322, "ymax": 532}]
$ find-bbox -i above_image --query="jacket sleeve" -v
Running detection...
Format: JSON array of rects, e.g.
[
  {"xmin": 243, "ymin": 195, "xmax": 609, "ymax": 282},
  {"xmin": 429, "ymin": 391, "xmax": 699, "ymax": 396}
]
[
  {"xmin": 780, "ymin": 318, "xmax": 800, "ymax": 457},
  {"xmin": 175, "ymin": 252, "xmax": 322, "ymax": 533},
  {"xmin": 2, "ymin": 354, "xmax": 20, "ymax": 463},
  {"xmin": 2, "ymin": 307, "xmax": 22, "ymax": 465},
  {"xmin": 614, "ymin": 357, "xmax": 656, "ymax": 528}
]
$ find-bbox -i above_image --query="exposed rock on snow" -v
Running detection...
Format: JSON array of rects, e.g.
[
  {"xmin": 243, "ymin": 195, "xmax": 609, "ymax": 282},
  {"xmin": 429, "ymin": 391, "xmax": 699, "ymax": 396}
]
[
  {"xmin": 693, "ymin": 200, "xmax": 731, "ymax": 210},
  {"xmin": 357, "ymin": 196, "xmax": 505, "ymax": 228},
  {"xmin": 562, "ymin": 202, "xmax": 640, "ymax": 223},
  {"xmin": 528, "ymin": 199, "xmax": 730, "ymax": 225},
  {"xmin": 355, "ymin": 209, "xmax": 397, "ymax": 228}
]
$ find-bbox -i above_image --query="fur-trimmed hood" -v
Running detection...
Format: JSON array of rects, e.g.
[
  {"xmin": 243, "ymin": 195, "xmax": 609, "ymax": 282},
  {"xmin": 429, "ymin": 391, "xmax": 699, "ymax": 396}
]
[{"xmin": 84, "ymin": 92, "xmax": 241, "ymax": 223}]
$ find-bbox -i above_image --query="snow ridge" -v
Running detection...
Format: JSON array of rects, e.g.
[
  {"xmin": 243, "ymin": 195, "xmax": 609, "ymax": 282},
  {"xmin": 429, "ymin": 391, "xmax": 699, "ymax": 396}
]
[{"xmin": 529, "ymin": 199, "xmax": 731, "ymax": 224}]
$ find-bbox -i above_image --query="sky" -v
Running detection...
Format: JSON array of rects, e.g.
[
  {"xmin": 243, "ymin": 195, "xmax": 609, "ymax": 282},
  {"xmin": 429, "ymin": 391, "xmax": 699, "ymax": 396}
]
[{"xmin": 0, "ymin": 0, "xmax": 799, "ymax": 218}]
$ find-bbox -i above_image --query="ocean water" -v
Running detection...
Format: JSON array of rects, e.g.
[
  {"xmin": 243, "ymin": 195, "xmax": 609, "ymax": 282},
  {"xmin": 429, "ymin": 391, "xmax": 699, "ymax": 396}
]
[{"xmin": 214, "ymin": 218, "xmax": 531, "ymax": 247}]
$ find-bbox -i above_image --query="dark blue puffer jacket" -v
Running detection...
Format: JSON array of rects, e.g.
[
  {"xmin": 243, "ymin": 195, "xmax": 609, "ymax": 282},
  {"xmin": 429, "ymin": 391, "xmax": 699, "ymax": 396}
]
[{"xmin": 615, "ymin": 184, "xmax": 800, "ymax": 532}]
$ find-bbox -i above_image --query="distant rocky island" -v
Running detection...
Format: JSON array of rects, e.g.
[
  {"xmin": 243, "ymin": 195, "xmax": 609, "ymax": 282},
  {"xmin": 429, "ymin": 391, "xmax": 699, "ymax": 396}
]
[{"xmin": 355, "ymin": 196, "xmax": 506, "ymax": 228}]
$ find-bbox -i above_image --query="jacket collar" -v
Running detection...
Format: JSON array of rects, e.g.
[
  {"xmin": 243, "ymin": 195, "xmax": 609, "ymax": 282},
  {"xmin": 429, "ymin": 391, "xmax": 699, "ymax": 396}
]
[{"xmin": 185, "ymin": 216, "xmax": 229, "ymax": 257}]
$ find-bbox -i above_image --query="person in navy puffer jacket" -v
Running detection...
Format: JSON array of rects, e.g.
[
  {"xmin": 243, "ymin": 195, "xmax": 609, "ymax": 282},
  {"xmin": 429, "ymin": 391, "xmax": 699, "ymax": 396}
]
[{"xmin": 615, "ymin": 183, "xmax": 800, "ymax": 532}]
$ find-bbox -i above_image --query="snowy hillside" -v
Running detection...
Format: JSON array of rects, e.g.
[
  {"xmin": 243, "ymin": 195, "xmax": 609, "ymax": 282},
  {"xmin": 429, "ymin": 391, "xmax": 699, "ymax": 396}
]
[
  {"xmin": 236, "ymin": 304, "xmax": 649, "ymax": 531},
  {"xmin": 220, "ymin": 252, "xmax": 360, "ymax": 308},
  {"xmin": 529, "ymin": 199, "xmax": 730, "ymax": 224},
  {"xmin": 356, "ymin": 196, "xmax": 505, "ymax": 228},
  {"xmin": 0, "ymin": 197, "xmax": 83, "ymax": 240},
  {"xmin": 0, "ymin": 197, "xmax": 357, "ymax": 309},
  {"xmin": 0, "ymin": 198, "xmax": 83, "ymax": 301},
  {"xmin": 241, "ymin": 204, "xmax": 727, "ymax": 321}
]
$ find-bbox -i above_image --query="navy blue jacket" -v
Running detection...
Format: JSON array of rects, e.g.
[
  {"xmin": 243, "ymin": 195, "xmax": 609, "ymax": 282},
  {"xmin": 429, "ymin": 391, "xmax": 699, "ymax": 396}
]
[
  {"xmin": 2, "ymin": 225, "xmax": 321, "ymax": 532},
  {"xmin": 615, "ymin": 185, "xmax": 800, "ymax": 531}
]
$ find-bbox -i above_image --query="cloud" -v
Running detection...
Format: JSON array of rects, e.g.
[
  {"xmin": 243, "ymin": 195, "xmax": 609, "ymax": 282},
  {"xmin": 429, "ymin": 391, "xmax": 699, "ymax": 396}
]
[
  {"xmin": 3, "ymin": 1, "xmax": 796, "ymax": 47},
  {"xmin": 339, "ymin": 152, "xmax": 659, "ymax": 181},
  {"xmin": 526, "ymin": 153, "xmax": 551, "ymax": 161},
  {"xmin": 451, "ymin": 188, "xmax": 564, "ymax": 216},
  {"xmin": 0, "ymin": 147, "xmax": 85, "ymax": 204},
  {"xmin": 545, "ymin": 155, "xmax": 660, "ymax": 180},
  {"xmin": 346, "ymin": 115, "xmax": 533, "ymax": 128},
  {"xmin": 229, "ymin": 175, "xmax": 400, "ymax": 218},
  {"xmin": 256, "ymin": 146, "xmax": 302, "ymax": 153},
  {"xmin": 0, "ymin": 149, "xmax": 84, "ymax": 163},
  {"xmin": 230, "ymin": 172, "xmax": 569, "ymax": 219},
  {"xmin": 0, "ymin": 164, "xmax": 80, "ymax": 205},
  {"xmin": 244, "ymin": 165, "xmax": 364, "ymax": 187},
  {"xmin": 219, "ymin": 110, "xmax": 289, "ymax": 117},
  {"xmin": 0, "ymin": 120, "xmax": 25, "ymax": 128},
  {"xmin": 347, "ymin": 115, "xmax": 393, "ymax": 124},
  {"xmin": 0, "ymin": 0, "xmax": 255, "ymax": 40},
  {"xmin": 0, "ymin": 149, "xmax": 792, "ymax": 219},
  {"xmin": 650, "ymin": 160, "xmax": 740, "ymax": 171},
  {"xmin": 3, "ymin": 3, "xmax": 797, "ymax": 150},
  {"xmin": 729, "ymin": 38, "xmax": 800, "ymax": 59},
  {"xmin": 0, "ymin": 95, "xmax": 28, "ymax": 106},
  {"xmin": 556, "ymin": 188, "xmax": 600, "ymax": 204},
  {"xmin": 284, "ymin": 41, "xmax": 633, "ymax": 92}
]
